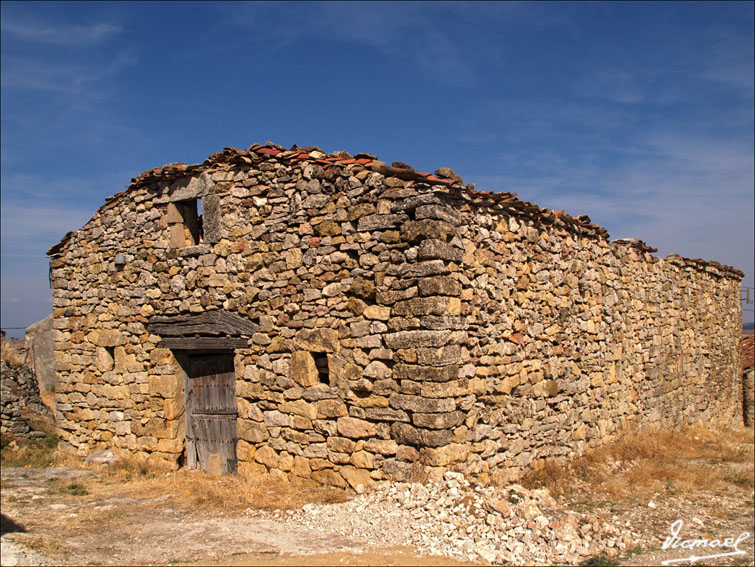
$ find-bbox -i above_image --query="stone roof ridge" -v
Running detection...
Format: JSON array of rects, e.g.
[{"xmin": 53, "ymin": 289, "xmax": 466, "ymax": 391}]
[
  {"xmin": 44, "ymin": 141, "xmax": 747, "ymax": 280},
  {"xmin": 664, "ymin": 254, "xmax": 744, "ymax": 279},
  {"xmin": 612, "ymin": 237, "xmax": 658, "ymax": 254}
]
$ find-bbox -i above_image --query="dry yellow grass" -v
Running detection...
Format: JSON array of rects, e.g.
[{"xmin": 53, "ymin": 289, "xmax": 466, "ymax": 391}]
[
  {"xmin": 67, "ymin": 455, "xmax": 351, "ymax": 513},
  {"xmin": 0, "ymin": 338, "xmax": 27, "ymax": 367},
  {"xmin": 17, "ymin": 534, "xmax": 69, "ymax": 556},
  {"xmin": 173, "ymin": 469, "xmax": 351, "ymax": 511},
  {"xmin": 521, "ymin": 423, "xmax": 754, "ymax": 501},
  {"xmin": 5, "ymin": 432, "xmax": 350, "ymax": 514}
]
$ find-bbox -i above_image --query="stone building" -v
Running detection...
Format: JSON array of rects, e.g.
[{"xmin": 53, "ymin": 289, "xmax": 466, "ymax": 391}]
[
  {"xmin": 26, "ymin": 314, "xmax": 56, "ymax": 394},
  {"xmin": 48, "ymin": 142, "xmax": 744, "ymax": 487},
  {"xmin": 743, "ymin": 335, "xmax": 754, "ymax": 427}
]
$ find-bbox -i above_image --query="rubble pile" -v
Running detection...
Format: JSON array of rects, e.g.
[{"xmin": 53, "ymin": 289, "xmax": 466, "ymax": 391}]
[{"xmin": 288, "ymin": 471, "xmax": 637, "ymax": 565}]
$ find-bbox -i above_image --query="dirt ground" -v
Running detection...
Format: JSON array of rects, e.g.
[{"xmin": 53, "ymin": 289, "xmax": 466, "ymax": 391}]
[
  {"xmin": 1, "ymin": 463, "xmax": 752, "ymax": 566},
  {"xmin": 0, "ymin": 466, "xmax": 475, "ymax": 566},
  {"xmin": 1, "ymin": 425, "xmax": 753, "ymax": 566}
]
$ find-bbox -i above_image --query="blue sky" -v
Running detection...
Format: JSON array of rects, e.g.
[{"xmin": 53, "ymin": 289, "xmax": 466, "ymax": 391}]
[{"xmin": 1, "ymin": 1, "xmax": 753, "ymax": 336}]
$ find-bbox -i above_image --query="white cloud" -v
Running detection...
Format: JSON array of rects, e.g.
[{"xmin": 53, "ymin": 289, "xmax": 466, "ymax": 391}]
[
  {"xmin": 1, "ymin": 19, "xmax": 121, "ymax": 46},
  {"xmin": 470, "ymin": 128, "xmax": 754, "ymax": 288},
  {"xmin": 1, "ymin": 49, "xmax": 136, "ymax": 96},
  {"xmin": 0, "ymin": 202, "xmax": 95, "ymax": 257}
]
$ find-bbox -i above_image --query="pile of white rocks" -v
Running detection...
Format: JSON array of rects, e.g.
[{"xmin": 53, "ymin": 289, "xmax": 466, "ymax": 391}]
[{"xmin": 286, "ymin": 471, "xmax": 638, "ymax": 565}]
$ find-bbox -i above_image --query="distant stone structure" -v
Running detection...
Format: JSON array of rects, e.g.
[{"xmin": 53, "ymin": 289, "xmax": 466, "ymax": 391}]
[
  {"xmin": 47, "ymin": 142, "xmax": 744, "ymax": 486},
  {"xmin": 26, "ymin": 314, "xmax": 56, "ymax": 394},
  {"xmin": 743, "ymin": 335, "xmax": 754, "ymax": 427},
  {"xmin": 1, "ymin": 337, "xmax": 52, "ymax": 438}
]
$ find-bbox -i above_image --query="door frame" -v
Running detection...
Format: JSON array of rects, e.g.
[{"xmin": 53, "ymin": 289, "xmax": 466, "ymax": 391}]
[
  {"xmin": 175, "ymin": 349, "xmax": 238, "ymax": 473},
  {"xmin": 146, "ymin": 310, "xmax": 255, "ymax": 474}
]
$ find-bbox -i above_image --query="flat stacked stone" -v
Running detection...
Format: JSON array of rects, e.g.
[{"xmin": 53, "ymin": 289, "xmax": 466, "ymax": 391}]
[{"xmin": 46, "ymin": 142, "xmax": 745, "ymax": 485}]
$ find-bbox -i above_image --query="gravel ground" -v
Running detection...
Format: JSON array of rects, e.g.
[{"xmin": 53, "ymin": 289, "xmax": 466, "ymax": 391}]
[{"xmin": 283, "ymin": 471, "xmax": 636, "ymax": 565}]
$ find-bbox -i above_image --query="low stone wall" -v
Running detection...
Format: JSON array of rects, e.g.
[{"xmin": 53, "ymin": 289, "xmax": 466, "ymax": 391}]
[
  {"xmin": 1, "ymin": 357, "xmax": 53, "ymax": 438},
  {"xmin": 48, "ymin": 143, "xmax": 744, "ymax": 485}
]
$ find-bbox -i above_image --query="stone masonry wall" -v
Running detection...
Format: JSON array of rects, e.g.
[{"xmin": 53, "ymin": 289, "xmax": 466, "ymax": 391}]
[
  {"xmin": 448, "ymin": 197, "xmax": 742, "ymax": 482},
  {"xmin": 48, "ymin": 143, "xmax": 743, "ymax": 487},
  {"xmin": 1, "ymin": 341, "xmax": 54, "ymax": 438}
]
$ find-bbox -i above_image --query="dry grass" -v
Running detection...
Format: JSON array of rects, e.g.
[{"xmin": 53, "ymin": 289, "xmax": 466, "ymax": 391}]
[
  {"xmin": 1, "ymin": 432, "xmax": 60, "ymax": 468},
  {"xmin": 4, "ymin": 433, "xmax": 350, "ymax": 514},
  {"xmin": 172, "ymin": 469, "xmax": 351, "ymax": 511},
  {"xmin": 17, "ymin": 533, "xmax": 69, "ymax": 556},
  {"xmin": 0, "ymin": 338, "xmax": 27, "ymax": 367},
  {"xmin": 521, "ymin": 423, "xmax": 754, "ymax": 502},
  {"xmin": 73, "ymin": 456, "xmax": 351, "ymax": 513}
]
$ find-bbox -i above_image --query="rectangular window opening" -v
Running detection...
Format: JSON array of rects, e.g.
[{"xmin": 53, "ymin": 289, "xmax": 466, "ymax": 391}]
[
  {"xmin": 181, "ymin": 199, "xmax": 203, "ymax": 246},
  {"xmin": 313, "ymin": 353, "xmax": 329, "ymax": 385},
  {"xmin": 168, "ymin": 199, "xmax": 204, "ymax": 248},
  {"xmin": 105, "ymin": 346, "xmax": 115, "ymax": 368}
]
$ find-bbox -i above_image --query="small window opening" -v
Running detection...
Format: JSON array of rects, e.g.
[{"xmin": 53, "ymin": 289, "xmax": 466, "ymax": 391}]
[
  {"xmin": 168, "ymin": 199, "xmax": 204, "ymax": 248},
  {"xmin": 102, "ymin": 346, "xmax": 115, "ymax": 372},
  {"xmin": 313, "ymin": 353, "xmax": 329, "ymax": 385},
  {"xmin": 180, "ymin": 199, "xmax": 203, "ymax": 246}
]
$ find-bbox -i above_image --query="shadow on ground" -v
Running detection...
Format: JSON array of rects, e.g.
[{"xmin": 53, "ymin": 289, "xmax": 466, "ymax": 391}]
[{"xmin": 1, "ymin": 513, "xmax": 26, "ymax": 535}]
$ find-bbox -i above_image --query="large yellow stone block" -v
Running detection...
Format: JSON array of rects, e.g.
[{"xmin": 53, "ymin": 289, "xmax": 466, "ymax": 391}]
[
  {"xmin": 254, "ymin": 445, "xmax": 279, "ymax": 469},
  {"xmin": 149, "ymin": 374, "xmax": 180, "ymax": 398},
  {"xmin": 280, "ymin": 399, "xmax": 317, "ymax": 420},
  {"xmin": 340, "ymin": 465, "xmax": 374, "ymax": 491},
  {"xmin": 289, "ymin": 351, "xmax": 318, "ymax": 387}
]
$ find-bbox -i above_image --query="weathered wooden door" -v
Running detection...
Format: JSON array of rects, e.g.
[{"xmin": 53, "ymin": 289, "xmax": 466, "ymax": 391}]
[{"xmin": 184, "ymin": 353, "xmax": 238, "ymax": 474}]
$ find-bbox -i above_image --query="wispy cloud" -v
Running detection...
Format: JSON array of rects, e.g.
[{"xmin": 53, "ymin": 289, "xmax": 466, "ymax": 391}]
[
  {"xmin": 470, "ymin": 127, "xmax": 754, "ymax": 280},
  {"xmin": 695, "ymin": 24, "xmax": 755, "ymax": 91},
  {"xmin": 1, "ymin": 19, "xmax": 121, "ymax": 46},
  {"xmin": 1, "ymin": 49, "xmax": 136, "ymax": 96},
  {"xmin": 0, "ymin": 172, "xmax": 125, "ymax": 203},
  {"xmin": 1, "ymin": 7, "xmax": 133, "ymax": 97},
  {"xmin": 0, "ymin": 203, "xmax": 94, "ymax": 257},
  {"xmin": 218, "ymin": 2, "xmax": 494, "ymax": 85}
]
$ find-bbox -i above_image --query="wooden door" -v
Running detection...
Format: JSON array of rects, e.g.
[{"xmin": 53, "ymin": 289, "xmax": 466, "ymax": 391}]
[{"xmin": 184, "ymin": 353, "xmax": 238, "ymax": 474}]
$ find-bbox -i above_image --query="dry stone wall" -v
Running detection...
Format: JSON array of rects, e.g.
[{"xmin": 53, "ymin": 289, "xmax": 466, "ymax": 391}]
[
  {"xmin": 1, "ymin": 349, "xmax": 53, "ymax": 438},
  {"xmin": 743, "ymin": 336, "xmax": 754, "ymax": 427},
  {"xmin": 48, "ymin": 143, "xmax": 744, "ymax": 487},
  {"xmin": 449, "ymin": 197, "xmax": 742, "ymax": 482}
]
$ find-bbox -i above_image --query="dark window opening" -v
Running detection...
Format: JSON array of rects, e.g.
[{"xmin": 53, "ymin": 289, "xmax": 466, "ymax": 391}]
[
  {"xmin": 313, "ymin": 353, "xmax": 329, "ymax": 385},
  {"xmin": 104, "ymin": 346, "xmax": 115, "ymax": 370}
]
